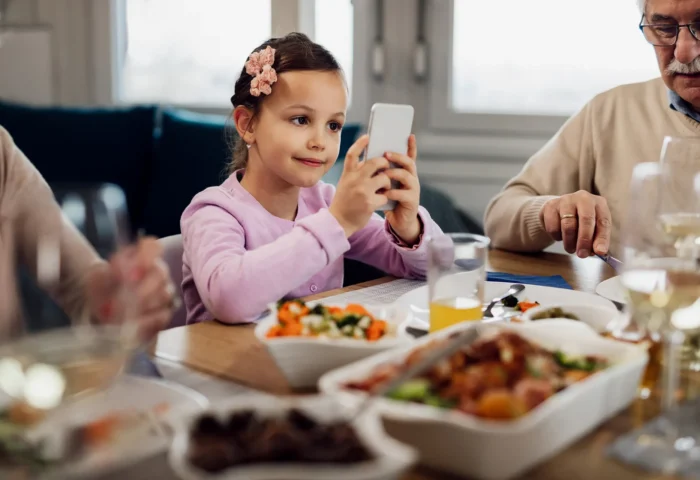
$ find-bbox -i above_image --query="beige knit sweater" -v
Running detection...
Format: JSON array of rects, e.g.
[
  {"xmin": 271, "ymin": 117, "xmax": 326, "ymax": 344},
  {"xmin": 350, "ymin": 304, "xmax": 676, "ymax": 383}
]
[
  {"xmin": 0, "ymin": 126, "xmax": 101, "ymax": 337},
  {"xmin": 484, "ymin": 78, "xmax": 700, "ymax": 257}
]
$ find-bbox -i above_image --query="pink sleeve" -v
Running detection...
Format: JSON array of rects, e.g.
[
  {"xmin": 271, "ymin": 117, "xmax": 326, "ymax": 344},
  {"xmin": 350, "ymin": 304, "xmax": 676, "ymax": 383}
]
[
  {"xmin": 345, "ymin": 207, "xmax": 443, "ymax": 280},
  {"xmin": 181, "ymin": 197, "xmax": 350, "ymax": 324}
]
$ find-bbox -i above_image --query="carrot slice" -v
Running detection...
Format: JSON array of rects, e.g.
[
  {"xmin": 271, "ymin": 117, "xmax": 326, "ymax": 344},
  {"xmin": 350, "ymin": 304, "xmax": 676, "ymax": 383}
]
[
  {"xmin": 517, "ymin": 301, "xmax": 540, "ymax": 313},
  {"xmin": 84, "ymin": 415, "xmax": 120, "ymax": 445},
  {"xmin": 345, "ymin": 304, "xmax": 370, "ymax": 316},
  {"xmin": 281, "ymin": 323, "xmax": 304, "ymax": 336},
  {"xmin": 266, "ymin": 325, "xmax": 282, "ymax": 338}
]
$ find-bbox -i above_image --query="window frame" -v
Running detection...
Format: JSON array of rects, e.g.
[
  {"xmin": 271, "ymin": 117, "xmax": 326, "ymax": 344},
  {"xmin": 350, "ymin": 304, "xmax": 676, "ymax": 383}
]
[
  {"xmin": 94, "ymin": 0, "xmax": 365, "ymax": 119},
  {"xmin": 427, "ymin": 0, "xmax": 570, "ymax": 136}
]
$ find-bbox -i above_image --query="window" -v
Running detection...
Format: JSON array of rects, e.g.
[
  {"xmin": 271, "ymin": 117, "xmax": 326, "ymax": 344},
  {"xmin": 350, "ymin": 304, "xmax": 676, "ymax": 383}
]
[
  {"xmin": 315, "ymin": 0, "xmax": 354, "ymax": 94},
  {"xmin": 119, "ymin": 0, "xmax": 271, "ymax": 106},
  {"xmin": 117, "ymin": 0, "xmax": 354, "ymax": 107},
  {"xmin": 430, "ymin": 0, "xmax": 660, "ymax": 133}
]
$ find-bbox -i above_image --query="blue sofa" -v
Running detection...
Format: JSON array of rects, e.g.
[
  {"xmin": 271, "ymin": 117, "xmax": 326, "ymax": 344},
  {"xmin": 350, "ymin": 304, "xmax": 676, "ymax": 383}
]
[
  {"xmin": 0, "ymin": 99, "xmax": 482, "ymax": 329},
  {"xmin": 0, "ymin": 99, "xmax": 482, "ymax": 239}
]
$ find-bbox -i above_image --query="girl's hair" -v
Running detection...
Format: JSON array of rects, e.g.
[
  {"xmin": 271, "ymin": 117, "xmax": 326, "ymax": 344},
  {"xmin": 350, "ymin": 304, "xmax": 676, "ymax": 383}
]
[{"xmin": 227, "ymin": 32, "xmax": 342, "ymax": 173}]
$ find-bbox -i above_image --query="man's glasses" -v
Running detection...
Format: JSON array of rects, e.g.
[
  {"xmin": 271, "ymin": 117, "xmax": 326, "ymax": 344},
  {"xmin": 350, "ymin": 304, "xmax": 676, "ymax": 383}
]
[{"xmin": 640, "ymin": 14, "xmax": 700, "ymax": 46}]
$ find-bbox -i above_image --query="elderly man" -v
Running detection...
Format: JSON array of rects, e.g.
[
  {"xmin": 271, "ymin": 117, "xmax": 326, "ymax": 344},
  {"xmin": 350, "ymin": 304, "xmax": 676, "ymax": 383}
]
[{"xmin": 484, "ymin": 0, "xmax": 700, "ymax": 258}]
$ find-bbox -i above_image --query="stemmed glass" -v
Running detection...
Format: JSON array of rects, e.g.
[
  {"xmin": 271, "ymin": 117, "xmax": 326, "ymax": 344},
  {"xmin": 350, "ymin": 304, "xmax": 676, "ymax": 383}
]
[
  {"xmin": 0, "ymin": 183, "xmax": 141, "ymax": 424},
  {"xmin": 613, "ymin": 161, "xmax": 700, "ymax": 470}
]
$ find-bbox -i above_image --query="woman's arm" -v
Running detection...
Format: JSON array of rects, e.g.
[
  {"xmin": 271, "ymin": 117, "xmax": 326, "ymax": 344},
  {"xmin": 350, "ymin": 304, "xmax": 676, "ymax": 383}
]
[
  {"xmin": 0, "ymin": 127, "xmax": 103, "ymax": 323},
  {"xmin": 181, "ymin": 194, "xmax": 351, "ymax": 323},
  {"xmin": 345, "ymin": 207, "xmax": 443, "ymax": 280}
]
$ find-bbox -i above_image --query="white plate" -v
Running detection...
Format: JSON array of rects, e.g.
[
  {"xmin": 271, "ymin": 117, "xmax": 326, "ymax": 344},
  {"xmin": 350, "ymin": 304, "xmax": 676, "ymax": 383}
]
[
  {"xmin": 595, "ymin": 276, "xmax": 627, "ymax": 305},
  {"xmin": 255, "ymin": 302, "xmax": 414, "ymax": 389},
  {"xmin": 396, "ymin": 280, "xmax": 618, "ymax": 327},
  {"xmin": 2, "ymin": 375, "xmax": 209, "ymax": 479},
  {"xmin": 318, "ymin": 320, "xmax": 648, "ymax": 480},
  {"xmin": 169, "ymin": 394, "xmax": 417, "ymax": 480}
]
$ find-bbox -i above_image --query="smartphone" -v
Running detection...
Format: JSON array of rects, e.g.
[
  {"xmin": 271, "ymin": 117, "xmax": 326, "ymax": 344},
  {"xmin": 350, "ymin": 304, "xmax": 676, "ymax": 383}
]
[{"xmin": 363, "ymin": 103, "xmax": 415, "ymax": 211}]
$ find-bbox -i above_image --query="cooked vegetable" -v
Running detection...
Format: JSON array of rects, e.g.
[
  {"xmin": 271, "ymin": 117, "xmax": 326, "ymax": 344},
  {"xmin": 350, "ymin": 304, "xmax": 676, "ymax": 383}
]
[
  {"xmin": 266, "ymin": 301, "xmax": 390, "ymax": 341},
  {"xmin": 530, "ymin": 307, "xmax": 579, "ymax": 320},
  {"xmin": 345, "ymin": 331, "xmax": 609, "ymax": 421},
  {"xmin": 554, "ymin": 351, "xmax": 606, "ymax": 372},
  {"xmin": 515, "ymin": 301, "xmax": 540, "ymax": 313},
  {"xmin": 387, "ymin": 379, "xmax": 431, "ymax": 401},
  {"xmin": 501, "ymin": 295, "xmax": 519, "ymax": 308}
]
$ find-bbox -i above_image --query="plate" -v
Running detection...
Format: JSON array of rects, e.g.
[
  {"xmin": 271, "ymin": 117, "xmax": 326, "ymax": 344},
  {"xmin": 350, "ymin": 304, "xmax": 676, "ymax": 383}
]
[
  {"xmin": 169, "ymin": 394, "xmax": 417, "ymax": 480},
  {"xmin": 595, "ymin": 276, "xmax": 627, "ymax": 305},
  {"xmin": 1, "ymin": 375, "xmax": 208, "ymax": 479},
  {"xmin": 395, "ymin": 280, "xmax": 618, "ymax": 327}
]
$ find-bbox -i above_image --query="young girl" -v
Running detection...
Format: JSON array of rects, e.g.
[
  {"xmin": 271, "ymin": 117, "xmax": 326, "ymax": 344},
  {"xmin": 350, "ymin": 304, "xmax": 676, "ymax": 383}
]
[{"xmin": 181, "ymin": 33, "xmax": 445, "ymax": 324}]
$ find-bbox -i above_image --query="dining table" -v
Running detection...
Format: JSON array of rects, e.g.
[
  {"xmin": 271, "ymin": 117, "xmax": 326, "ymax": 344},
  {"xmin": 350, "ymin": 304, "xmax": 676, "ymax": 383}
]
[{"xmin": 150, "ymin": 249, "xmax": 681, "ymax": 480}]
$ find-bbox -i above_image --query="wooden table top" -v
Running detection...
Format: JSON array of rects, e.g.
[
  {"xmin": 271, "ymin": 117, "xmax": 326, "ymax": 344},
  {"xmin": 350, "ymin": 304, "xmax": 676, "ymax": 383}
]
[{"xmin": 153, "ymin": 249, "xmax": 675, "ymax": 479}]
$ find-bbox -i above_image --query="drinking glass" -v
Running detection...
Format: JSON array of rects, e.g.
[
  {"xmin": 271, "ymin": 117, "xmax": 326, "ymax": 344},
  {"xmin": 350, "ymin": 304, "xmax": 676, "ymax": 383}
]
[
  {"xmin": 0, "ymin": 183, "xmax": 141, "ymax": 424},
  {"xmin": 427, "ymin": 233, "xmax": 490, "ymax": 333},
  {"xmin": 612, "ymin": 161, "xmax": 700, "ymax": 470}
]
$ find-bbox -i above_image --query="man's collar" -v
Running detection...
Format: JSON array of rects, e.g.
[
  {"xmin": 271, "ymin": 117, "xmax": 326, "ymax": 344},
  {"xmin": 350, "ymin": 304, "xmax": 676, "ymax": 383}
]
[{"xmin": 668, "ymin": 89, "xmax": 700, "ymax": 123}]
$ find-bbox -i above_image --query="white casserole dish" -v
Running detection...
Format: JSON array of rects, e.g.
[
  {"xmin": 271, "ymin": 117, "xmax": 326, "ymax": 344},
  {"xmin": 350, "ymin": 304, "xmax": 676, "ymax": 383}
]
[{"xmin": 318, "ymin": 320, "xmax": 648, "ymax": 480}]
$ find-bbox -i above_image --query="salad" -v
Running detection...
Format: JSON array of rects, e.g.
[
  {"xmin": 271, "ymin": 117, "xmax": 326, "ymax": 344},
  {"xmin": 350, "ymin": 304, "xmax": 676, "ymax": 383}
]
[
  {"xmin": 344, "ymin": 331, "xmax": 609, "ymax": 420},
  {"xmin": 266, "ymin": 300, "xmax": 391, "ymax": 341},
  {"xmin": 0, "ymin": 400, "xmax": 170, "ymax": 474}
]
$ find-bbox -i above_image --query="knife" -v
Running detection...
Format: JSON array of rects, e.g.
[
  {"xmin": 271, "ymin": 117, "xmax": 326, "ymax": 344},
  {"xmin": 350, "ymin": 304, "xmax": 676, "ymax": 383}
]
[{"xmin": 596, "ymin": 253, "xmax": 623, "ymax": 272}]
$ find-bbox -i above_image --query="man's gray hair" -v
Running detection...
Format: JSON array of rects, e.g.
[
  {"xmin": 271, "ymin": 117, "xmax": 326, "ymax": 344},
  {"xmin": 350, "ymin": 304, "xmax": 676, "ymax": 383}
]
[{"xmin": 637, "ymin": 0, "xmax": 645, "ymax": 13}]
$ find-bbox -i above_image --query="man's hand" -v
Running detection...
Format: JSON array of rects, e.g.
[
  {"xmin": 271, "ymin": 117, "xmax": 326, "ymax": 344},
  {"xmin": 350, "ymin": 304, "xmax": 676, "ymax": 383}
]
[{"xmin": 540, "ymin": 191, "xmax": 612, "ymax": 257}]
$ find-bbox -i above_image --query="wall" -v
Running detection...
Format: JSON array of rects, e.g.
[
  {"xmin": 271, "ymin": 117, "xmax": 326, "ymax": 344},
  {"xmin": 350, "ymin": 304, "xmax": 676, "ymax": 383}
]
[
  {"xmin": 1, "ymin": 0, "xmax": 112, "ymax": 105},
  {"xmin": 0, "ymin": 0, "xmax": 548, "ymax": 227}
]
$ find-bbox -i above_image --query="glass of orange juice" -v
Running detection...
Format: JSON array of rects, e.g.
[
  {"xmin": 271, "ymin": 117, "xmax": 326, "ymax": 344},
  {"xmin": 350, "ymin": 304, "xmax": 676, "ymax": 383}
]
[{"xmin": 428, "ymin": 233, "xmax": 490, "ymax": 333}]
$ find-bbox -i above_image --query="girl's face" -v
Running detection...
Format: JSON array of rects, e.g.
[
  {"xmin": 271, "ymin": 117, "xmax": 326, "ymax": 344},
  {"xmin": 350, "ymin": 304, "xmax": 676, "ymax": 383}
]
[{"xmin": 246, "ymin": 70, "xmax": 348, "ymax": 188}]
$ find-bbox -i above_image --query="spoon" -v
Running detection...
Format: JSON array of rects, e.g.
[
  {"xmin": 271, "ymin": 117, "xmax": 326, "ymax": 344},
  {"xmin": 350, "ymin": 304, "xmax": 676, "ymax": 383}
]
[
  {"xmin": 483, "ymin": 283, "xmax": 525, "ymax": 318},
  {"xmin": 349, "ymin": 323, "xmax": 484, "ymax": 420}
]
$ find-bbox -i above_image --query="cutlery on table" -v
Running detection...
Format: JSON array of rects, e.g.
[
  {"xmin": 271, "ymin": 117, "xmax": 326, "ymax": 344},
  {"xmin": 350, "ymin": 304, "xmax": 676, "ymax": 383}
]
[
  {"xmin": 483, "ymin": 283, "xmax": 525, "ymax": 318},
  {"xmin": 596, "ymin": 253, "xmax": 624, "ymax": 273}
]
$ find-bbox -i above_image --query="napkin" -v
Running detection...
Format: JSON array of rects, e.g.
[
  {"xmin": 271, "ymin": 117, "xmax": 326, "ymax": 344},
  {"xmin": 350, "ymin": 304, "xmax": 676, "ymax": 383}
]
[{"xmin": 487, "ymin": 272, "xmax": 572, "ymax": 290}]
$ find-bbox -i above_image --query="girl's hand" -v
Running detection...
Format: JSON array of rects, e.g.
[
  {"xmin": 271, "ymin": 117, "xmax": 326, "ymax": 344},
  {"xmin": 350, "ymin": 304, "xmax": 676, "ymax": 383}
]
[
  {"xmin": 87, "ymin": 237, "xmax": 179, "ymax": 342},
  {"xmin": 330, "ymin": 135, "xmax": 392, "ymax": 237},
  {"xmin": 384, "ymin": 134, "xmax": 421, "ymax": 245}
]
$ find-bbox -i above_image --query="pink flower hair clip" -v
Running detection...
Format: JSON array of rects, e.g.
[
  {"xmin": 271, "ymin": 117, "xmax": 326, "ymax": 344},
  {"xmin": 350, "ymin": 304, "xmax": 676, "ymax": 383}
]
[{"xmin": 245, "ymin": 46, "xmax": 278, "ymax": 97}]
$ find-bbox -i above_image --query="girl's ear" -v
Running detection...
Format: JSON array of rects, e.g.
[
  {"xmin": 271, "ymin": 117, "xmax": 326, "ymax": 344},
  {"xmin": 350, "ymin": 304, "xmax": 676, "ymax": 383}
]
[{"xmin": 233, "ymin": 106, "xmax": 256, "ymax": 145}]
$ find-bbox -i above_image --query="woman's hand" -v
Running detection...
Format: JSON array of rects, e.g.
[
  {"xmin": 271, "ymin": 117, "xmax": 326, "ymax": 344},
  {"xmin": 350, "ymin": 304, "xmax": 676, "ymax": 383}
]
[
  {"xmin": 384, "ymin": 134, "xmax": 421, "ymax": 245},
  {"xmin": 86, "ymin": 237, "xmax": 178, "ymax": 342}
]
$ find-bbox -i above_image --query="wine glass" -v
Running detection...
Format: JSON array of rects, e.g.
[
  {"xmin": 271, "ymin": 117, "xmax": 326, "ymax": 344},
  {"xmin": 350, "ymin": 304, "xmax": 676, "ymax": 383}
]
[
  {"xmin": 0, "ymin": 183, "xmax": 143, "ymax": 425},
  {"xmin": 613, "ymin": 161, "xmax": 700, "ymax": 471},
  {"xmin": 658, "ymin": 136, "xmax": 700, "ymax": 258}
]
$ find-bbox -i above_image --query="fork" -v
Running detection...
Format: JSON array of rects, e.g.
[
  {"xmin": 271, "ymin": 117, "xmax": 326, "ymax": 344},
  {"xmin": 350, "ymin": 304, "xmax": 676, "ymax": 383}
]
[{"xmin": 483, "ymin": 284, "xmax": 525, "ymax": 318}]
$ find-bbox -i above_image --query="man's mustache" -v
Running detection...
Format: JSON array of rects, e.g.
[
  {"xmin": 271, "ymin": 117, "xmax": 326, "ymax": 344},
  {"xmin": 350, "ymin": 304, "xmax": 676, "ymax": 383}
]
[{"xmin": 667, "ymin": 57, "xmax": 700, "ymax": 75}]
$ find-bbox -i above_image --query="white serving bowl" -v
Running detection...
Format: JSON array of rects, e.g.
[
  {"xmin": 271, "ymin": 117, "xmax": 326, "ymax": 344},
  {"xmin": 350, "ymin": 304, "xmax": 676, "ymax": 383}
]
[
  {"xmin": 255, "ymin": 301, "xmax": 414, "ymax": 388},
  {"xmin": 520, "ymin": 303, "xmax": 623, "ymax": 333},
  {"xmin": 318, "ymin": 320, "xmax": 648, "ymax": 480},
  {"xmin": 254, "ymin": 302, "xmax": 415, "ymax": 389},
  {"xmin": 168, "ymin": 394, "xmax": 417, "ymax": 480}
]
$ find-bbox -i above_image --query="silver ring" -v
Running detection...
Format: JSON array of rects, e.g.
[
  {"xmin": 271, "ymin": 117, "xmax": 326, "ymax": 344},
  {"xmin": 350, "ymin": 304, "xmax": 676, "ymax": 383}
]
[{"xmin": 560, "ymin": 214, "xmax": 576, "ymax": 220}]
